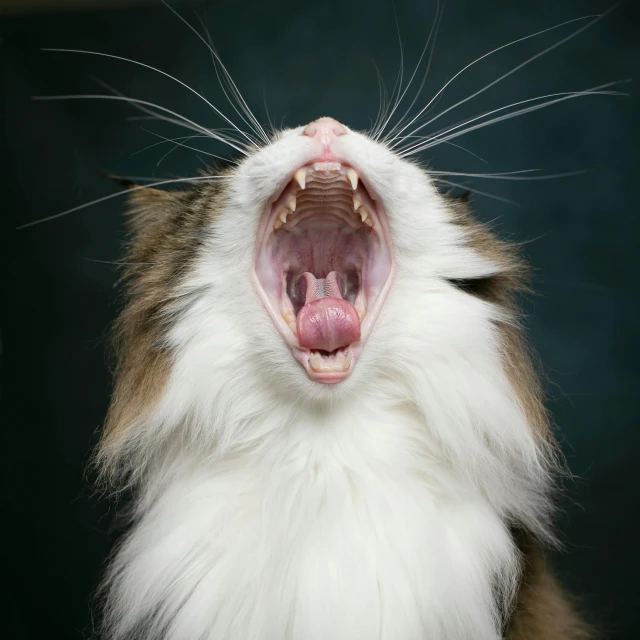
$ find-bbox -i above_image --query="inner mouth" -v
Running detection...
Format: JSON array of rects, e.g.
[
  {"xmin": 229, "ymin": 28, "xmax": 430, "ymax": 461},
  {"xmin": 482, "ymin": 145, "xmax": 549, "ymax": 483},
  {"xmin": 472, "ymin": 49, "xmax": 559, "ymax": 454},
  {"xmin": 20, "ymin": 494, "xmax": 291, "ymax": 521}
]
[{"xmin": 254, "ymin": 161, "xmax": 393, "ymax": 383}]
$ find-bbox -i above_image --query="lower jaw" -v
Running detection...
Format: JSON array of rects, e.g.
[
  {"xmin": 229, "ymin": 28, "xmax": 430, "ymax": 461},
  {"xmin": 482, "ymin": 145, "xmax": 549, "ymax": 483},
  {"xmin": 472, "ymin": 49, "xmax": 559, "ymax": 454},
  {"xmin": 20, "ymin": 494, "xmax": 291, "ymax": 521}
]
[{"xmin": 294, "ymin": 344, "xmax": 361, "ymax": 383}]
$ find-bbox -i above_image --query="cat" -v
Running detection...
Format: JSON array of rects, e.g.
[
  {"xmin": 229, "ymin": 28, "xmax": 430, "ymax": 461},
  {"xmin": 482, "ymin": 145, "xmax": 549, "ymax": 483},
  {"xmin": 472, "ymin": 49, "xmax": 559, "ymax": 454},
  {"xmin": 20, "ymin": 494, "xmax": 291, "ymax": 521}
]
[{"xmin": 30, "ymin": 5, "xmax": 618, "ymax": 640}]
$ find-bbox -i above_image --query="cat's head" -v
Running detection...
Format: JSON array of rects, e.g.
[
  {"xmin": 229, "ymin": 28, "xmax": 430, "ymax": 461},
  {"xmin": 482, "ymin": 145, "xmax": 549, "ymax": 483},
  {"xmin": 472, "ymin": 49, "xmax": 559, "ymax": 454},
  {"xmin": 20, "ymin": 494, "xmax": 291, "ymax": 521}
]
[{"xmin": 101, "ymin": 117, "xmax": 547, "ymax": 499}]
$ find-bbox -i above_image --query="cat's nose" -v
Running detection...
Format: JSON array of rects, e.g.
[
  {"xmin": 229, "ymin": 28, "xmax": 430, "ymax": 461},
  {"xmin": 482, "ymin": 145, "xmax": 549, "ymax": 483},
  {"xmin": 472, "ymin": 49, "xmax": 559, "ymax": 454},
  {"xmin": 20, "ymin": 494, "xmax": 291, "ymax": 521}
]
[{"xmin": 303, "ymin": 117, "xmax": 346, "ymax": 141}]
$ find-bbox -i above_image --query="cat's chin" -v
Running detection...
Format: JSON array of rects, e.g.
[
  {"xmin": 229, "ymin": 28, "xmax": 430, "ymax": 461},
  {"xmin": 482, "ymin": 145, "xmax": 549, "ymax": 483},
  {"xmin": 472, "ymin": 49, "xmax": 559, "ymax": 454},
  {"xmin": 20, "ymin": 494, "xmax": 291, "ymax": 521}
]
[{"xmin": 253, "ymin": 160, "xmax": 394, "ymax": 383}]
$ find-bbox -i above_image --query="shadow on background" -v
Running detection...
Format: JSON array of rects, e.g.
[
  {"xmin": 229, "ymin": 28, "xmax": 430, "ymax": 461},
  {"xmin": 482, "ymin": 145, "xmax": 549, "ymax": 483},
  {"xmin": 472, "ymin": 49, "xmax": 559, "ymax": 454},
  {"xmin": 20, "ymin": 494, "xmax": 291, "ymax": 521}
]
[{"xmin": 1, "ymin": 0, "xmax": 638, "ymax": 638}]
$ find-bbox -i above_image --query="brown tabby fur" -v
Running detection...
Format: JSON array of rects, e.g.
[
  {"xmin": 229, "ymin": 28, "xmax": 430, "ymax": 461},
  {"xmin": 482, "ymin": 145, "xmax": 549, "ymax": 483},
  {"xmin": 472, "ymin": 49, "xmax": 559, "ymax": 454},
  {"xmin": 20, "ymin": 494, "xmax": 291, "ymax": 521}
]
[{"xmin": 447, "ymin": 193, "xmax": 590, "ymax": 638}]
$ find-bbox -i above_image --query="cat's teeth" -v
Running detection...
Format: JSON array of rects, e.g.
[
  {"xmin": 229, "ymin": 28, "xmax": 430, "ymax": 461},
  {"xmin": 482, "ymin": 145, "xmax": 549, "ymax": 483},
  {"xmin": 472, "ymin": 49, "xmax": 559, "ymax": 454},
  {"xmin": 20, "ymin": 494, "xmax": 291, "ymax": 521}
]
[
  {"xmin": 274, "ymin": 216, "xmax": 284, "ymax": 230},
  {"xmin": 281, "ymin": 308, "xmax": 297, "ymax": 333},
  {"xmin": 347, "ymin": 168, "xmax": 359, "ymax": 190},
  {"xmin": 295, "ymin": 169, "xmax": 306, "ymax": 190},
  {"xmin": 287, "ymin": 197, "xmax": 297, "ymax": 212},
  {"xmin": 279, "ymin": 210, "xmax": 289, "ymax": 224},
  {"xmin": 357, "ymin": 206, "xmax": 372, "ymax": 225},
  {"xmin": 353, "ymin": 194, "xmax": 361, "ymax": 211},
  {"xmin": 355, "ymin": 298, "xmax": 365, "ymax": 320},
  {"xmin": 309, "ymin": 349, "xmax": 351, "ymax": 372}
]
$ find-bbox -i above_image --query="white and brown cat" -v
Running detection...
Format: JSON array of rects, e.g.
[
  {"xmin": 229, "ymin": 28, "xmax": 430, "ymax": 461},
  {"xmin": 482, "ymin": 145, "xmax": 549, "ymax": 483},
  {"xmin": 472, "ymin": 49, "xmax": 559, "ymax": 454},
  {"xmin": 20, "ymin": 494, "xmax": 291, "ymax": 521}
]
[{"xmin": 92, "ymin": 114, "xmax": 591, "ymax": 640}]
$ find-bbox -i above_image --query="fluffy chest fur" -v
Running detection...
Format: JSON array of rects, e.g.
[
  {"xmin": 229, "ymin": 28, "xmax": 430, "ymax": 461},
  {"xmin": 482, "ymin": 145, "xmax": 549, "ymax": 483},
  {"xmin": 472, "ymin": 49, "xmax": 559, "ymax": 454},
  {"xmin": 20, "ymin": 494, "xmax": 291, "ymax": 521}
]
[{"xmin": 108, "ymin": 402, "xmax": 518, "ymax": 640}]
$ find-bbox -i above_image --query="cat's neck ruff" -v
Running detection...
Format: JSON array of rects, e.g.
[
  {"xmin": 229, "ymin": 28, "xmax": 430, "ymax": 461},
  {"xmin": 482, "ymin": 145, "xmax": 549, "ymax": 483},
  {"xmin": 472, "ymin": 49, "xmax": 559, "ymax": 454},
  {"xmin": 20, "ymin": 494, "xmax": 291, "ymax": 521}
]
[{"xmin": 104, "ymin": 398, "xmax": 522, "ymax": 640}]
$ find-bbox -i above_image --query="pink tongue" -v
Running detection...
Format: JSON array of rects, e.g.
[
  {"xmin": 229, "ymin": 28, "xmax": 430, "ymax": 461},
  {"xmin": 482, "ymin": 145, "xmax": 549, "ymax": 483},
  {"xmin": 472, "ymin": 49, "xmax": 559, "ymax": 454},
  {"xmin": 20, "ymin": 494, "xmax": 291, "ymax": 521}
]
[{"xmin": 296, "ymin": 272, "xmax": 361, "ymax": 352}]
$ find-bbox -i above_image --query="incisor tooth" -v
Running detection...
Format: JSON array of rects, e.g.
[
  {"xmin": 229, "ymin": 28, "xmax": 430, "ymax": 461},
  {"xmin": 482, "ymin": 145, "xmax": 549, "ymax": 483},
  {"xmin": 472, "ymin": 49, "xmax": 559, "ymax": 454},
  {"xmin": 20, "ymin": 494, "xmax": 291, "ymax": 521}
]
[
  {"xmin": 295, "ymin": 169, "xmax": 306, "ymax": 190},
  {"xmin": 347, "ymin": 168, "xmax": 359, "ymax": 190},
  {"xmin": 353, "ymin": 194, "xmax": 361, "ymax": 211}
]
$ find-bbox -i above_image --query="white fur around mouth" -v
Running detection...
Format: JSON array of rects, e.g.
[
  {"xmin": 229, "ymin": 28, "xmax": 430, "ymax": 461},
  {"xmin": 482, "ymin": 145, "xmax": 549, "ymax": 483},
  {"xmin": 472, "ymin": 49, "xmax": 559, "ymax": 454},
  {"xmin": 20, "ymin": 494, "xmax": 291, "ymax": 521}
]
[{"xmin": 253, "ymin": 160, "xmax": 394, "ymax": 383}]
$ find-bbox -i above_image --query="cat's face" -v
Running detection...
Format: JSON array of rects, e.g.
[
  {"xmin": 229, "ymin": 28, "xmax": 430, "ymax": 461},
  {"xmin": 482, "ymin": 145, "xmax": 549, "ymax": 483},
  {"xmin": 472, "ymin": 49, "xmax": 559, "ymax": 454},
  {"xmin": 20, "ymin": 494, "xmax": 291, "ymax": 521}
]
[
  {"xmin": 104, "ymin": 113, "xmax": 518, "ymax": 457},
  {"xmin": 186, "ymin": 116, "xmax": 507, "ymax": 396}
]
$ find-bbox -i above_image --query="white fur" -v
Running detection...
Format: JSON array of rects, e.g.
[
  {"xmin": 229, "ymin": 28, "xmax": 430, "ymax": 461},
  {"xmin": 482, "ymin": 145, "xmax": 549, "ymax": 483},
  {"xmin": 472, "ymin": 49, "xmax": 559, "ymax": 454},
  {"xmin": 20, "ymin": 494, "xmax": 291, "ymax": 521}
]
[{"xmin": 101, "ymin": 128, "xmax": 553, "ymax": 639}]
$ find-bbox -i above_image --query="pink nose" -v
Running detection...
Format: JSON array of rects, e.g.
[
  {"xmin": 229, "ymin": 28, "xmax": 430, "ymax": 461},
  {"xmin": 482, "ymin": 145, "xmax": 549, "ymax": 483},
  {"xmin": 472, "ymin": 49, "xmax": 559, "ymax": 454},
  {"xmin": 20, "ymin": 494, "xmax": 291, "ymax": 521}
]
[{"xmin": 303, "ymin": 117, "xmax": 346, "ymax": 141}]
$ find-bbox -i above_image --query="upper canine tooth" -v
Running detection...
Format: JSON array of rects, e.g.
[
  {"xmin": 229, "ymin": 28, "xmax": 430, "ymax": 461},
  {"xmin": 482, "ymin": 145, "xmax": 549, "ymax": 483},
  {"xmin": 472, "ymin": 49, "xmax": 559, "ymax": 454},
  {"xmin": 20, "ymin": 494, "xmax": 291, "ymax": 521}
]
[
  {"xmin": 353, "ymin": 194, "xmax": 361, "ymax": 211},
  {"xmin": 294, "ymin": 169, "xmax": 306, "ymax": 190},
  {"xmin": 287, "ymin": 196, "xmax": 297, "ymax": 212},
  {"xmin": 347, "ymin": 168, "xmax": 359, "ymax": 190}
]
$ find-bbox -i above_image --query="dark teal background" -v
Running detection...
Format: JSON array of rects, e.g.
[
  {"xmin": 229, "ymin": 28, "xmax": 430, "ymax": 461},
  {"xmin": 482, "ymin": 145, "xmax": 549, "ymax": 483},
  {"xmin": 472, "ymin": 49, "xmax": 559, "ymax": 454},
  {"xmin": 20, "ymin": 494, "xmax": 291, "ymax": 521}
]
[{"xmin": 1, "ymin": 1, "xmax": 638, "ymax": 638}]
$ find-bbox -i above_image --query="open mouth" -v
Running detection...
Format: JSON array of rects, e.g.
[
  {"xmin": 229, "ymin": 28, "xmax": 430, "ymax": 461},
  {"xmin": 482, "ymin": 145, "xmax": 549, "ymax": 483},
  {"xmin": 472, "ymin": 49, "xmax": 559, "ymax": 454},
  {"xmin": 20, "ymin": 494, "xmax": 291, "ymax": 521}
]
[{"xmin": 254, "ymin": 161, "xmax": 393, "ymax": 383}]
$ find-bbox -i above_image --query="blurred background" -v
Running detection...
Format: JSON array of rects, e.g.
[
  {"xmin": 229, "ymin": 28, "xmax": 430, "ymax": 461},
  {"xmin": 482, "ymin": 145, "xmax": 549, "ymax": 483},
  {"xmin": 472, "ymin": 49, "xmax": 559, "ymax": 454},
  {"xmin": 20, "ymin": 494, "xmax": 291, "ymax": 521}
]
[{"xmin": 1, "ymin": 0, "xmax": 638, "ymax": 638}]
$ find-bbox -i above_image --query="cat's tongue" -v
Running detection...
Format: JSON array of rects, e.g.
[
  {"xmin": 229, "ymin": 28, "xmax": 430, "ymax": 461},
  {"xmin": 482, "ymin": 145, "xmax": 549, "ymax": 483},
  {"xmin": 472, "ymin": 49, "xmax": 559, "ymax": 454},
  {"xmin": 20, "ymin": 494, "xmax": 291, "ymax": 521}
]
[{"xmin": 296, "ymin": 272, "xmax": 361, "ymax": 353}]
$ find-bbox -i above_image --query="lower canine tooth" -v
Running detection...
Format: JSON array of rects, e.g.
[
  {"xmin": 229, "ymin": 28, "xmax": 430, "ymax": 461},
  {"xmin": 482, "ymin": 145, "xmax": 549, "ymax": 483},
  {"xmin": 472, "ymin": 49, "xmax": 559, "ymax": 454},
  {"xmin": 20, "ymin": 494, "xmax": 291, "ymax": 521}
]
[
  {"xmin": 347, "ymin": 168, "xmax": 359, "ymax": 190},
  {"xmin": 295, "ymin": 169, "xmax": 306, "ymax": 190}
]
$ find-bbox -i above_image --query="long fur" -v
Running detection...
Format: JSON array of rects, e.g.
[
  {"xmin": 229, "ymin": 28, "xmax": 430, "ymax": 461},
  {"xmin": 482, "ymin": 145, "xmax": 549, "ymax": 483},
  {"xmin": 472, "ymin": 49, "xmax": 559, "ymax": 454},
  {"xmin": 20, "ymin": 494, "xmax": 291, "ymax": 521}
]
[{"xmin": 96, "ymin": 127, "xmax": 579, "ymax": 639}]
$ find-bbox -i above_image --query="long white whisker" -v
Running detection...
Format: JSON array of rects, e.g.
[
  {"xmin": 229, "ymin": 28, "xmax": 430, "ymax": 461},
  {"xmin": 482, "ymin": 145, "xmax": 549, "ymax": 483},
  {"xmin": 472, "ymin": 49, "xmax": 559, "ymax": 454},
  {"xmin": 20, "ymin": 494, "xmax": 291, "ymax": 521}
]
[
  {"xmin": 17, "ymin": 176, "xmax": 227, "ymax": 229},
  {"xmin": 262, "ymin": 86, "xmax": 276, "ymax": 138},
  {"xmin": 428, "ymin": 169, "xmax": 588, "ymax": 180},
  {"xmin": 195, "ymin": 12, "xmax": 267, "ymax": 145},
  {"xmin": 132, "ymin": 134, "xmax": 209, "ymax": 155},
  {"xmin": 370, "ymin": 60, "xmax": 392, "ymax": 139},
  {"xmin": 432, "ymin": 178, "xmax": 520, "ymax": 206},
  {"xmin": 34, "ymin": 93, "xmax": 250, "ymax": 155},
  {"xmin": 440, "ymin": 141, "xmax": 489, "ymax": 164},
  {"xmin": 371, "ymin": 13, "xmax": 405, "ymax": 139},
  {"xmin": 400, "ymin": 82, "xmax": 628, "ymax": 156},
  {"xmin": 140, "ymin": 130, "xmax": 233, "ymax": 165},
  {"xmin": 385, "ymin": 13, "xmax": 604, "ymax": 146},
  {"xmin": 160, "ymin": 0, "xmax": 269, "ymax": 144},
  {"xmin": 42, "ymin": 48, "xmax": 258, "ymax": 148},
  {"xmin": 379, "ymin": 0, "xmax": 444, "ymax": 141}
]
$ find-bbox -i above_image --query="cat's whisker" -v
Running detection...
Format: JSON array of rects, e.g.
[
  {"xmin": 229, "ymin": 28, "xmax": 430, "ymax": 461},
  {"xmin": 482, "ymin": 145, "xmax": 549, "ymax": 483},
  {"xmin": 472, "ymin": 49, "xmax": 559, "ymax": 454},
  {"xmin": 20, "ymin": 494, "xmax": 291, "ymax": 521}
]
[
  {"xmin": 385, "ymin": 13, "xmax": 603, "ymax": 147},
  {"xmin": 376, "ymin": 0, "xmax": 444, "ymax": 141},
  {"xmin": 34, "ymin": 93, "xmax": 251, "ymax": 155},
  {"xmin": 140, "ymin": 130, "xmax": 231, "ymax": 168},
  {"xmin": 196, "ymin": 12, "xmax": 268, "ymax": 145},
  {"xmin": 161, "ymin": 0, "xmax": 270, "ymax": 145},
  {"xmin": 432, "ymin": 178, "xmax": 520, "ymax": 206},
  {"xmin": 16, "ymin": 175, "xmax": 227, "ymax": 229},
  {"xmin": 370, "ymin": 14, "xmax": 405, "ymax": 140},
  {"xmin": 428, "ymin": 169, "xmax": 588, "ymax": 181},
  {"xmin": 81, "ymin": 257, "xmax": 157, "ymax": 266},
  {"xmin": 399, "ymin": 82, "xmax": 628, "ymax": 156},
  {"xmin": 132, "ymin": 134, "xmax": 211, "ymax": 156},
  {"xmin": 439, "ymin": 141, "xmax": 489, "ymax": 164},
  {"xmin": 93, "ymin": 75, "xmax": 252, "ymax": 149},
  {"xmin": 42, "ymin": 48, "xmax": 259, "ymax": 149},
  {"xmin": 369, "ymin": 62, "xmax": 388, "ymax": 139}
]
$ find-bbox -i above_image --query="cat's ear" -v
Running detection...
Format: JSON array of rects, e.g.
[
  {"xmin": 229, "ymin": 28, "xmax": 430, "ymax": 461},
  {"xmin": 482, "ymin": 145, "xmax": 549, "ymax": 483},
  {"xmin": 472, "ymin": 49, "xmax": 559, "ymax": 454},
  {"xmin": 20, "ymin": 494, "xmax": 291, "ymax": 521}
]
[
  {"xmin": 100, "ymin": 171, "xmax": 185, "ymax": 236},
  {"xmin": 100, "ymin": 170, "xmax": 179, "ymax": 205}
]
